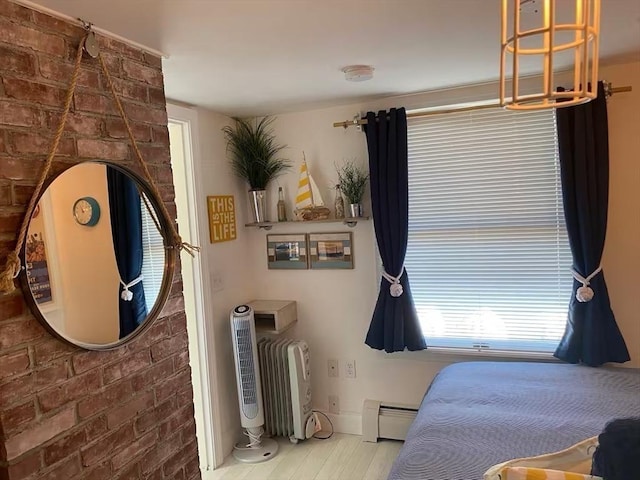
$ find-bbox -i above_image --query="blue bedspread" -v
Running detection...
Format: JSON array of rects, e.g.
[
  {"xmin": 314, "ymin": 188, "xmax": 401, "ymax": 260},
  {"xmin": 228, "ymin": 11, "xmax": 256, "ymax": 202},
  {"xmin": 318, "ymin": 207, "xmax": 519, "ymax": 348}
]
[{"xmin": 388, "ymin": 361, "xmax": 640, "ymax": 480}]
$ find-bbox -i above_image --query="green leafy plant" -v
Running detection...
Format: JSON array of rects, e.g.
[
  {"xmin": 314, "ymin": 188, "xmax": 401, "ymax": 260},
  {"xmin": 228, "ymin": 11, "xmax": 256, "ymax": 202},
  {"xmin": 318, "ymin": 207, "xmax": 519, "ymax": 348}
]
[
  {"xmin": 223, "ymin": 116, "xmax": 290, "ymax": 190},
  {"xmin": 337, "ymin": 159, "xmax": 369, "ymax": 204}
]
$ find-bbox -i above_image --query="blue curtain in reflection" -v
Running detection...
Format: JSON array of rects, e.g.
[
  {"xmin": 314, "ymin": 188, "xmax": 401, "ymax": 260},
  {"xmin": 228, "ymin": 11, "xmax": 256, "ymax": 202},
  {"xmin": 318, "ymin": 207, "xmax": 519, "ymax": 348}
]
[{"xmin": 107, "ymin": 166, "xmax": 147, "ymax": 339}]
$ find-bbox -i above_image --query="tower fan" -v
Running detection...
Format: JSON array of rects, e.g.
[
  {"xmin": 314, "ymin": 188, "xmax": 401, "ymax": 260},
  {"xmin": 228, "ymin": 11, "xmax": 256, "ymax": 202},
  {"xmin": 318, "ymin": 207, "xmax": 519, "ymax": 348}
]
[{"xmin": 230, "ymin": 305, "xmax": 278, "ymax": 462}]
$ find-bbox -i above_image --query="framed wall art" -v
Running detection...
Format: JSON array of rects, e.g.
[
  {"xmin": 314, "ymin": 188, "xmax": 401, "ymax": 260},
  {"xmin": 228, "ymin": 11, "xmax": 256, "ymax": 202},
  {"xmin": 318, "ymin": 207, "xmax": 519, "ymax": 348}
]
[
  {"xmin": 308, "ymin": 232, "xmax": 353, "ymax": 269},
  {"xmin": 266, "ymin": 234, "xmax": 308, "ymax": 269}
]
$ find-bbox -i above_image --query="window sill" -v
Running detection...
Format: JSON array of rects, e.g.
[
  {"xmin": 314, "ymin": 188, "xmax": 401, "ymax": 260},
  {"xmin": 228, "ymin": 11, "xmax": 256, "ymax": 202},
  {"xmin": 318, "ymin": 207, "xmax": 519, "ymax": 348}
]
[{"xmin": 385, "ymin": 346, "xmax": 561, "ymax": 363}]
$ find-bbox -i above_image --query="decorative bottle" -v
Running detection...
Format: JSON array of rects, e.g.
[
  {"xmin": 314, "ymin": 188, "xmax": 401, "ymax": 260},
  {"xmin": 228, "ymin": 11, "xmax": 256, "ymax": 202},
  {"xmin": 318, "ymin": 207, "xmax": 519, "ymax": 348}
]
[
  {"xmin": 277, "ymin": 187, "xmax": 287, "ymax": 222},
  {"xmin": 334, "ymin": 184, "xmax": 345, "ymax": 219}
]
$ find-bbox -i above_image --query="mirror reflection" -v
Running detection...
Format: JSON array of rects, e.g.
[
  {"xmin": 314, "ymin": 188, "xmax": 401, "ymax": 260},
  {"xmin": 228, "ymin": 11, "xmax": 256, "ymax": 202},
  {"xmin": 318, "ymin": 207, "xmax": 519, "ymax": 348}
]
[{"xmin": 23, "ymin": 162, "xmax": 170, "ymax": 347}]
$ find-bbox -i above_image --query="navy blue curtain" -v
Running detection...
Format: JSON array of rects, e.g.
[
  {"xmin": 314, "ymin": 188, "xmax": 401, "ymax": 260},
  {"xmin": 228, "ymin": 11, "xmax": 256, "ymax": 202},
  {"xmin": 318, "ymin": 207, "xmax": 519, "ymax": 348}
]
[
  {"xmin": 554, "ymin": 82, "xmax": 629, "ymax": 366},
  {"xmin": 364, "ymin": 108, "xmax": 426, "ymax": 352},
  {"xmin": 106, "ymin": 166, "xmax": 147, "ymax": 339}
]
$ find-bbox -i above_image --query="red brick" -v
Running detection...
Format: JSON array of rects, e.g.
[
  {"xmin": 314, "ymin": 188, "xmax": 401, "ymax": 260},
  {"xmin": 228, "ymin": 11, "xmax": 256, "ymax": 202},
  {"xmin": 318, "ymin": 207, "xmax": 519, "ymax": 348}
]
[
  {"xmin": 0, "ymin": 46, "xmax": 36, "ymax": 76},
  {"xmin": 170, "ymin": 469, "xmax": 186, "ymax": 480},
  {"xmin": 83, "ymin": 415, "xmax": 108, "ymax": 442},
  {"xmin": 143, "ymin": 53, "xmax": 163, "ymax": 69},
  {"xmin": 0, "ymin": 211, "xmax": 21, "ymax": 235},
  {"xmin": 0, "ymin": 349, "xmax": 30, "ymax": 377},
  {"xmin": 161, "ymin": 295, "xmax": 185, "ymax": 319},
  {"xmin": 45, "ymin": 111, "xmax": 103, "ymax": 136},
  {"xmin": 179, "ymin": 419, "xmax": 197, "ymax": 445},
  {"xmin": 72, "ymin": 348, "xmax": 127, "ymax": 375},
  {"xmin": 40, "ymin": 454, "xmax": 81, "ymax": 480},
  {"xmin": 0, "ymin": 20, "xmax": 65, "ymax": 56},
  {"xmin": 77, "ymin": 138, "xmax": 129, "ymax": 161},
  {"xmin": 80, "ymin": 423, "xmax": 134, "ymax": 467},
  {"xmin": 99, "ymin": 52, "xmax": 123, "ymax": 77},
  {"xmin": 151, "ymin": 126, "xmax": 169, "ymax": 146},
  {"xmin": 0, "ymin": 183, "xmax": 9, "ymax": 206},
  {"xmin": 173, "ymin": 349, "xmax": 190, "ymax": 371},
  {"xmin": 38, "ymin": 56, "xmax": 100, "ymax": 90},
  {"xmin": 33, "ymin": 339, "xmax": 75, "ymax": 366},
  {"xmin": 97, "ymin": 36, "xmax": 144, "ymax": 62},
  {"xmin": 0, "ymin": 0, "xmax": 32, "ymax": 21},
  {"xmin": 9, "ymin": 132, "xmax": 75, "ymax": 156},
  {"xmin": 139, "ymin": 431, "xmax": 181, "ymax": 474},
  {"xmin": 106, "ymin": 391, "xmax": 154, "ymax": 429},
  {"xmin": 2, "ymin": 78, "xmax": 65, "ymax": 107},
  {"xmin": 32, "ymin": 11, "xmax": 85, "ymax": 38},
  {"xmin": 0, "ymin": 294, "xmax": 23, "ymax": 322},
  {"xmin": 135, "ymin": 397, "xmax": 176, "ymax": 434},
  {"xmin": 0, "ymin": 101, "xmax": 42, "ymax": 128},
  {"xmin": 155, "ymin": 372, "xmax": 191, "ymax": 405},
  {"xmin": 158, "ymin": 405, "xmax": 193, "ymax": 439},
  {"xmin": 34, "ymin": 362, "xmax": 68, "ymax": 389},
  {"xmin": 162, "ymin": 440, "xmax": 197, "ymax": 477},
  {"xmin": 77, "ymin": 379, "xmax": 134, "ymax": 419},
  {"xmin": 42, "ymin": 428, "xmax": 85, "ymax": 466},
  {"xmin": 0, "ymin": 318, "xmax": 44, "ymax": 349},
  {"xmin": 0, "ymin": 401, "xmax": 37, "ymax": 435},
  {"xmin": 167, "ymin": 312, "xmax": 187, "ymax": 335},
  {"xmin": 131, "ymin": 357, "xmax": 173, "ymax": 391},
  {"xmin": 137, "ymin": 144, "xmax": 171, "ymax": 165},
  {"xmin": 11, "ymin": 184, "xmax": 33, "ymax": 205},
  {"xmin": 158, "ymin": 183, "xmax": 176, "ymax": 203},
  {"xmin": 175, "ymin": 386, "xmax": 194, "ymax": 410},
  {"xmin": 128, "ymin": 318, "xmax": 170, "ymax": 351},
  {"xmin": 123, "ymin": 102, "xmax": 167, "ymax": 126},
  {"xmin": 148, "ymin": 87, "xmax": 166, "ymax": 106},
  {"xmin": 0, "ymin": 373, "xmax": 34, "ymax": 409},
  {"xmin": 122, "ymin": 60, "xmax": 163, "ymax": 88},
  {"xmin": 114, "ymin": 462, "xmax": 142, "ymax": 480},
  {"xmin": 74, "ymin": 92, "xmax": 117, "ymax": 115},
  {"xmin": 38, "ymin": 369, "xmax": 102, "ymax": 413},
  {"xmin": 105, "ymin": 118, "xmax": 152, "ymax": 142},
  {"xmin": 111, "ymin": 429, "xmax": 157, "ymax": 471},
  {"xmin": 104, "ymin": 350, "xmax": 151, "ymax": 385},
  {"xmin": 4, "ymin": 406, "xmax": 75, "ymax": 460},
  {"xmin": 81, "ymin": 462, "xmax": 112, "ymax": 480},
  {"xmin": 4, "ymin": 449, "xmax": 41, "ymax": 480},
  {"xmin": 150, "ymin": 332, "xmax": 188, "ymax": 362},
  {"xmin": 111, "ymin": 78, "xmax": 148, "ymax": 102},
  {"xmin": 184, "ymin": 455, "xmax": 199, "ymax": 480}
]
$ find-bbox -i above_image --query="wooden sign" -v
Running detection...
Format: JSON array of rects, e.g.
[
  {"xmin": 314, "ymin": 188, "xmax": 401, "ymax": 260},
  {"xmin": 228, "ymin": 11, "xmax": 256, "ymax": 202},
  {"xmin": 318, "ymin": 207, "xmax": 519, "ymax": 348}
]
[{"xmin": 207, "ymin": 195, "xmax": 237, "ymax": 243}]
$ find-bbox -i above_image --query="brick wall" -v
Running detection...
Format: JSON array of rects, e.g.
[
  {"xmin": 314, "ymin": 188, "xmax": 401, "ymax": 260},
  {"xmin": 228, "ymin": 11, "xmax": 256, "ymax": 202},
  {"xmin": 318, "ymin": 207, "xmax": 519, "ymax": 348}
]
[{"xmin": 0, "ymin": 1, "xmax": 201, "ymax": 479}]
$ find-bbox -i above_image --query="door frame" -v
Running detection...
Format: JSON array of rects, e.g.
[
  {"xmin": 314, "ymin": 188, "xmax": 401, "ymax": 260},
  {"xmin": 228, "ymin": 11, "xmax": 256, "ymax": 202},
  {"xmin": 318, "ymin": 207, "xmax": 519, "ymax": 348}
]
[{"xmin": 167, "ymin": 104, "xmax": 224, "ymax": 470}]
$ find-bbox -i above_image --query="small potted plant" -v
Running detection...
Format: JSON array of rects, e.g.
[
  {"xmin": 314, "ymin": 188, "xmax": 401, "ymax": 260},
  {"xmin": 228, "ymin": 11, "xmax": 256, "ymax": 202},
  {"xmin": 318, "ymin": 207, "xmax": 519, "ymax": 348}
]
[
  {"xmin": 223, "ymin": 116, "xmax": 290, "ymax": 223},
  {"xmin": 337, "ymin": 159, "xmax": 369, "ymax": 217}
]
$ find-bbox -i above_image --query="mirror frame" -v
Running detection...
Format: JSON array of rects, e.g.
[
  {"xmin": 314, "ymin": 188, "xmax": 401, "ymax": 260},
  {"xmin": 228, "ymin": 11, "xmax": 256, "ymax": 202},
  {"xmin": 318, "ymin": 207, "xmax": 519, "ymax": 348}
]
[{"xmin": 20, "ymin": 161, "xmax": 177, "ymax": 351}]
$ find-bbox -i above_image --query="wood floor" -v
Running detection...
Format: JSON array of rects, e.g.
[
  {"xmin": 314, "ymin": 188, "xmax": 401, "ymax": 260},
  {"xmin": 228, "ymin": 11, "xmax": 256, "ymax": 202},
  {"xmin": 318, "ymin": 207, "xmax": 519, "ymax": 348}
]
[{"xmin": 210, "ymin": 434, "xmax": 403, "ymax": 480}]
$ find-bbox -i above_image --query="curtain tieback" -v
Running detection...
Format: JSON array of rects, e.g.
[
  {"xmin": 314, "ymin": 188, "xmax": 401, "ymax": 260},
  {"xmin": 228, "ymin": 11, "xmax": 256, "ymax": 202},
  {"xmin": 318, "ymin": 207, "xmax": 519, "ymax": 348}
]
[
  {"xmin": 381, "ymin": 266, "xmax": 405, "ymax": 298},
  {"xmin": 571, "ymin": 265, "xmax": 602, "ymax": 303},
  {"xmin": 120, "ymin": 275, "xmax": 144, "ymax": 301}
]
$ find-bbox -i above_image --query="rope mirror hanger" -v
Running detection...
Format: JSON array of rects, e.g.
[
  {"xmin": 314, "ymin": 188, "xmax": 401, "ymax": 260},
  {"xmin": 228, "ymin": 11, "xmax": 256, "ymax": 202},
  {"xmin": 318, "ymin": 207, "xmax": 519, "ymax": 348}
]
[{"xmin": 0, "ymin": 24, "xmax": 199, "ymax": 295}]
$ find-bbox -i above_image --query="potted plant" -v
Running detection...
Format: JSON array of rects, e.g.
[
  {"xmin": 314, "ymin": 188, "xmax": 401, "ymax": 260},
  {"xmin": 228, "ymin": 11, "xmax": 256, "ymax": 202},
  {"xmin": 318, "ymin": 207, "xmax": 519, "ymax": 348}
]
[
  {"xmin": 337, "ymin": 159, "xmax": 369, "ymax": 217},
  {"xmin": 223, "ymin": 116, "xmax": 290, "ymax": 222}
]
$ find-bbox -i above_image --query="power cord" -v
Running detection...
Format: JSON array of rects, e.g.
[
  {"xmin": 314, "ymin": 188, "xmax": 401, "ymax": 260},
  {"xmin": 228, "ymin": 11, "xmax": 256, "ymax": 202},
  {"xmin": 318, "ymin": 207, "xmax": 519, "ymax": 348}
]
[
  {"xmin": 312, "ymin": 410, "xmax": 334, "ymax": 440},
  {"xmin": 234, "ymin": 427, "xmax": 264, "ymax": 450}
]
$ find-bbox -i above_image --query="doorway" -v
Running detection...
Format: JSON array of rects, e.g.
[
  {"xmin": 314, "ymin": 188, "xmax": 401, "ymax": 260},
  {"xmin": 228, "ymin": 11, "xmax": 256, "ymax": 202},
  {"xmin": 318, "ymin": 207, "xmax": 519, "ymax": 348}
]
[{"xmin": 168, "ymin": 104, "xmax": 223, "ymax": 474}]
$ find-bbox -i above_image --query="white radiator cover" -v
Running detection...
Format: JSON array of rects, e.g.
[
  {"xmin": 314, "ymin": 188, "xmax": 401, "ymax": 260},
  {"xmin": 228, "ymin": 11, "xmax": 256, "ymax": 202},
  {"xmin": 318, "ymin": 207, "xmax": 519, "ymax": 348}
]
[{"xmin": 362, "ymin": 399, "xmax": 419, "ymax": 443}]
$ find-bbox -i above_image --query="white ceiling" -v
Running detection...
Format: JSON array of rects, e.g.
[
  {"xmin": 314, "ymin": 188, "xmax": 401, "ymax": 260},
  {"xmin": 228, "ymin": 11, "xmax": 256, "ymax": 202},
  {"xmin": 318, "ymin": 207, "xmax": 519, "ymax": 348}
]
[{"xmin": 25, "ymin": 0, "xmax": 640, "ymax": 117}]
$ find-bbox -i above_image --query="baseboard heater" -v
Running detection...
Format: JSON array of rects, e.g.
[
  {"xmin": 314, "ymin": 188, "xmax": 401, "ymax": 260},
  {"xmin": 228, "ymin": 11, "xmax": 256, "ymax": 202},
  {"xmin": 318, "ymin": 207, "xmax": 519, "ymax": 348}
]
[{"xmin": 362, "ymin": 399, "xmax": 419, "ymax": 442}]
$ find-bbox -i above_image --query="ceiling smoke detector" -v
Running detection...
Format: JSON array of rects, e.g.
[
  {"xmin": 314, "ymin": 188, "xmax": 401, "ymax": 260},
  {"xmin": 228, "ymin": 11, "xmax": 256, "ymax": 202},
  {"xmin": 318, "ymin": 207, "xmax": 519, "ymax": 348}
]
[{"xmin": 342, "ymin": 65, "xmax": 375, "ymax": 82}]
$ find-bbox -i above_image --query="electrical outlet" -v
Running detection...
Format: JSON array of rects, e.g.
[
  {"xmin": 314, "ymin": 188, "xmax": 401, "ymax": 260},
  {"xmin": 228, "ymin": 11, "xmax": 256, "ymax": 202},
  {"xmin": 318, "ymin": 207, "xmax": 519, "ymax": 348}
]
[
  {"xmin": 211, "ymin": 269, "xmax": 224, "ymax": 292},
  {"xmin": 327, "ymin": 359, "xmax": 339, "ymax": 378},
  {"xmin": 328, "ymin": 395, "xmax": 339, "ymax": 414},
  {"xmin": 344, "ymin": 359, "xmax": 356, "ymax": 379}
]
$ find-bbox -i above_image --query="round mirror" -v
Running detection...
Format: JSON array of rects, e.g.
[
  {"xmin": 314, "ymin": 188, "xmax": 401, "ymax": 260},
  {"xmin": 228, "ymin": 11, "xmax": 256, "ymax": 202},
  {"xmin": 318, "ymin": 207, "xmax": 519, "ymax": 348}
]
[{"xmin": 20, "ymin": 161, "xmax": 176, "ymax": 350}]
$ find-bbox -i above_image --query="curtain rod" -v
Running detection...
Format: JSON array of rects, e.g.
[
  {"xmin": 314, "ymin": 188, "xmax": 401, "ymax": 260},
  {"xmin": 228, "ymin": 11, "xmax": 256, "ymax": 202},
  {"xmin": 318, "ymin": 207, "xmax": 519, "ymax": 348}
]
[{"xmin": 333, "ymin": 84, "xmax": 633, "ymax": 129}]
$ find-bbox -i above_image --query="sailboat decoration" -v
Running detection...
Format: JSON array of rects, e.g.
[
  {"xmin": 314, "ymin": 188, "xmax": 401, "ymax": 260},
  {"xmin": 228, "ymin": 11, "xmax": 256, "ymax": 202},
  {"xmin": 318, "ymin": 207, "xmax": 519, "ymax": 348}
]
[{"xmin": 294, "ymin": 152, "xmax": 331, "ymax": 221}]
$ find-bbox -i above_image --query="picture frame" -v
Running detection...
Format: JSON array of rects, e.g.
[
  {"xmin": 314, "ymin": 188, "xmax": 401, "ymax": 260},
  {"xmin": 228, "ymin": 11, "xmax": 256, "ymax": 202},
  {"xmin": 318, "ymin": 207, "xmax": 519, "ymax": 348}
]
[
  {"xmin": 308, "ymin": 232, "xmax": 354, "ymax": 269},
  {"xmin": 266, "ymin": 234, "xmax": 308, "ymax": 269}
]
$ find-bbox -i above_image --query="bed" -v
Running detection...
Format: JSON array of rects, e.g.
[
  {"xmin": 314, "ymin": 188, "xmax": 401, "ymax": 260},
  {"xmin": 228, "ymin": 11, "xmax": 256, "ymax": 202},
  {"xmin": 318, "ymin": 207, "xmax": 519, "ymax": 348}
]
[{"xmin": 388, "ymin": 361, "xmax": 640, "ymax": 480}]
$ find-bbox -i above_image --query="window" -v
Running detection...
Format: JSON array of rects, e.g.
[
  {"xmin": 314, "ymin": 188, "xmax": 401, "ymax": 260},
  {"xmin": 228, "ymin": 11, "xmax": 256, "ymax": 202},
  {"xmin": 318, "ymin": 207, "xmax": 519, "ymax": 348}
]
[
  {"xmin": 406, "ymin": 107, "xmax": 572, "ymax": 353},
  {"xmin": 140, "ymin": 195, "xmax": 165, "ymax": 312}
]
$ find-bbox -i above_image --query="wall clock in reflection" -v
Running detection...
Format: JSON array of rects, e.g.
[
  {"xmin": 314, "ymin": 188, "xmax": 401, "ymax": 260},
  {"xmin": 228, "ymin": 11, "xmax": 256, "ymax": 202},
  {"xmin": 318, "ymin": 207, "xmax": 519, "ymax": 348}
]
[{"xmin": 73, "ymin": 196, "xmax": 101, "ymax": 226}]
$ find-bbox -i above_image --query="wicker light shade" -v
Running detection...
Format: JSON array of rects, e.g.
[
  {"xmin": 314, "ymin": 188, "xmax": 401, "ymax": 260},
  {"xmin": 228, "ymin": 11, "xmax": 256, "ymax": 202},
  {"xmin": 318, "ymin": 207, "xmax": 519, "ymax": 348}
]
[{"xmin": 500, "ymin": 0, "xmax": 601, "ymax": 110}]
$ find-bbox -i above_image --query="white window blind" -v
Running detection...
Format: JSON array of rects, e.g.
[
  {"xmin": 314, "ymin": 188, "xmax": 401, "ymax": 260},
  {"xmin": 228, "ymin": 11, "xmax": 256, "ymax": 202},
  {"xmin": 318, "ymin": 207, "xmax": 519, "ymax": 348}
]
[
  {"xmin": 140, "ymin": 196, "xmax": 165, "ymax": 313},
  {"xmin": 406, "ymin": 107, "xmax": 572, "ymax": 353}
]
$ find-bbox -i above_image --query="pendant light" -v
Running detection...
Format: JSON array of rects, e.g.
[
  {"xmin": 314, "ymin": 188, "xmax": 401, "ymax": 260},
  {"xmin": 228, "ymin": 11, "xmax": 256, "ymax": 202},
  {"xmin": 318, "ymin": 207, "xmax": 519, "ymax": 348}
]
[{"xmin": 499, "ymin": 0, "xmax": 601, "ymax": 110}]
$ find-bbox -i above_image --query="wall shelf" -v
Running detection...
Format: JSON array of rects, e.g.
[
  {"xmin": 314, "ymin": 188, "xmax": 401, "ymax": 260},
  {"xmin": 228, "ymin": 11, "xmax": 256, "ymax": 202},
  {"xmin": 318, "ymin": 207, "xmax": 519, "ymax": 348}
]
[{"xmin": 245, "ymin": 217, "xmax": 370, "ymax": 230}]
